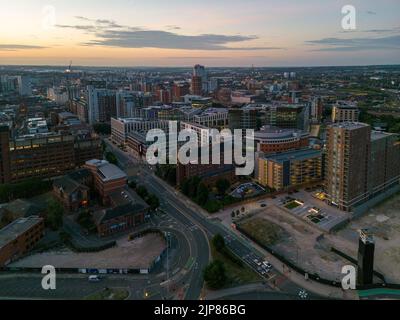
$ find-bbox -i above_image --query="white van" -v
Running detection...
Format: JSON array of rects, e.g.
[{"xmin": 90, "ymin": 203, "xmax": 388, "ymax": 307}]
[{"xmin": 88, "ymin": 275, "xmax": 101, "ymax": 282}]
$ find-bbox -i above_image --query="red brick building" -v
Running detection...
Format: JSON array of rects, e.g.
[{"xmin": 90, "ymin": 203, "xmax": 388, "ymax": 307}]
[
  {"xmin": 0, "ymin": 216, "xmax": 44, "ymax": 267},
  {"xmin": 53, "ymin": 170, "xmax": 91, "ymax": 212},
  {"xmin": 93, "ymin": 188, "xmax": 149, "ymax": 237},
  {"xmin": 254, "ymin": 126, "xmax": 310, "ymax": 154},
  {"xmin": 84, "ymin": 159, "xmax": 127, "ymax": 206}
]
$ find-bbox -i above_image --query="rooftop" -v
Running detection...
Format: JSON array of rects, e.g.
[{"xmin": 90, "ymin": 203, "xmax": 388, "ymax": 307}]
[
  {"xmin": 371, "ymin": 130, "xmax": 398, "ymax": 141},
  {"xmin": 4, "ymin": 199, "xmax": 42, "ymax": 218},
  {"xmin": 53, "ymin": 176, "xmax": 89, "ymax": 194},
  {"xmin": 329, "ymin": 122, "xmax": 370, "ymax": 130},
  {"xmin": 0, "ymin": 216, "xmax": 43, "ymax": 250},
  {"xmin": 85, "ymin": 159, "xmax": 127, "ymax": 182},
  {"xmin": 255, "ymin": 126, "xmax": 308, "ymax": 140},
  {"xmin": 262, "ymin": 148, "xmax": 322, "ymax": 163}
]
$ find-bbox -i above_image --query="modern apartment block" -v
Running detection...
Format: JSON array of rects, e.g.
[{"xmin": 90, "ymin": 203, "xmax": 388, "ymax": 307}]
[
  {"xmin": 111, "ymin": 117, "xmax": 170, "ymax": 146},
  {"xmin": 0, "ymin": 126, "xmax": 102, "ymax": 184},
  {"xmin": 228, "ymin": 107, "xmax": 258, "ymax": 131},
  {"xmin": 324, "ymin": 122, "xmax": 400, "ymax": 212},
  {"xmin": 324, "ymin": 123, "xmax": 370, "ymax": 211},
  {"xmin": 264, "ymin": 104, "xmax": 309, "ymax": 131},
  {"xmin": 332, "ymin": 102, "xmax": 359, "ymax": 123},
  {"xmin": 87, "ymin": 86, "xmax": 117, "ymax": 124},
  {"xmin": 257, "ymin": 148, "xmax": 323, "ymax": 191}
]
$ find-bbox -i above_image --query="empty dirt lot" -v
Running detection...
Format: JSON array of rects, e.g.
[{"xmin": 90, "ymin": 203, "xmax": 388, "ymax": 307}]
[
  {"xmin": 10, "ymin": 233, "xmax": 167, "ymax": 270},
  {"xmin": 337, "ymin": 193, "xmax": 400, "ymax": 283}
]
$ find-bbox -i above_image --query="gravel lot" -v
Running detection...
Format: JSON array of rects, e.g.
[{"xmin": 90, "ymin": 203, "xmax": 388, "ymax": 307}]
[{"xmin": 10, "ymin": 233, "xmax": 166, "ymax": 270}]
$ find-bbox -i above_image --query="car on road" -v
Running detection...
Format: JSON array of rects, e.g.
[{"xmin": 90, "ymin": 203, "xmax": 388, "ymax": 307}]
[
  {"xmin": 260, "ymin": 203, "xmax": 267, "ymax": 208},
  {"xmin": 88, "ymin": 275, "xmax": 101, "ymax": 282}
]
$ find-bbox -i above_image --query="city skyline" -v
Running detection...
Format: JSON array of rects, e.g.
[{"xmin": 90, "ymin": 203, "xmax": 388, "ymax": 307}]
[{"xmin": 1, "ymin": 0, "xmax": 400, "ymax": 67}]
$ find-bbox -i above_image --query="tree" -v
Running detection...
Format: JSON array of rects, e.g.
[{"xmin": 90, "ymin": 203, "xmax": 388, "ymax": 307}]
[
  {"xmin": 204, "ymin": 200, "xmax": 223, "ymax": 213},
  {"xmin": 212, "ymin": 234, "xmax": 226, "ymax": 252},
  {"xmin": 180, "ymin": 179, "xmax": 191, "ymax": 196},
  {"xmin": 101, "ymin": 141, "xmax": 107, "ymax": 152},
  {"xmin": 0, "ymin": 178, "xmax": 52, "ymax": 203},
  {"xmin": 136, "ymin": 186, "xmax": 149, "ymax": 199},
  {"xmin": 203, "ymin": 260, "xmax": 227, "ymax": 290},
  {"xmin": 196, "ymin": 183, "xmax": 209, "ymax": 206},
  {"xmin": 128, "ymin": 180, "xmax": 137, "ymax": 189},
  {"xmin": 93, "ymin": 123, "xmax": 111, "ymax": 135},
  {"xmin": 105, "ymin": 151, "xmax": 118, "ymax": 165},
  {"xmin": 46, "ymin": 199, "xmax": 64, "ymax": 231},
  {"xmin": 216, "ymin": 179, "xmax": 230, "ymax": 196},
  {"xmin": 147, "ymin": 194, "xmax": 160, "ymax": 210},
  {"xmin": 166, "ymin": 167, "xmax": 177, "ymax": 186},
  {"xmin": 188, "ymin": 176, "xmax": 201, "ymax": 198}
]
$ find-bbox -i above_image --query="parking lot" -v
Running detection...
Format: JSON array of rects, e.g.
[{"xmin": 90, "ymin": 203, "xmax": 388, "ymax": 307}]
[
  {"xmin": 275, "ymin": 190, "xmax": 350, "ymax": 232},
  {"xmin": 230, "ymin": 182, "xmax": 265, "ymax": 199}
]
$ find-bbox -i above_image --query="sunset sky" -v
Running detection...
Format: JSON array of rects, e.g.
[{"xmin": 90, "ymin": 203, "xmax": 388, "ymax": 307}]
[{"xmin": 0, "ymin": 0, "xmax": 399, "ymax": 67}]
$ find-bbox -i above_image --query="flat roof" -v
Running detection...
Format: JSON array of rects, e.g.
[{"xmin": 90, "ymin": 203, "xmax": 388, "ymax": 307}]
[
  {"xmin": 371, "ymin": 130, "xmax": 398, "ymax": 141},
  {"xmin": 262, "ymin": 148, "xmax": 322, "ymax": 163},
  {"xmin": 86, "ymin": 159, "xmax": 127, "ymax": 182},
  {"xmin": 0, "ymin": 216, "xmax": 43, "ymax": 249},
  {"xmin": 255, "ymin": 126, "xmax": 308, "ymax": 140},
  {"xmin": 329, "ymin": 122, "xmax": 369, "ymax": 130}
]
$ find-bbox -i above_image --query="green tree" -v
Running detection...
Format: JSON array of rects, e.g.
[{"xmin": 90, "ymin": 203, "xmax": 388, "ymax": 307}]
[
  {"xmin": 203, "ymin": 260, "xmax": 227, "ymax": 290},
  {"xmin": 188, "ymin": 176, "xmax": 201, "ymax": 198},
  {"xmin": 166, "ymin": 167, "xmax": 177, "ymax": 186},
  {"xmin": 0, "ymin": 178, "xmax": 51, "ymax": 203},
  {"xmin": 147, "ymin": 194, "xmax": 160, "ymax": 210},
  {"xmin": 212, "ymin": 234, "xmax": 226, "ymax": 252},
  {"xmin": 216, "ymin": 179, "xmax": 231, "ymax": 196},
  {"xmin": 128, "ymin": 180, "xmax": 137, "ymax": 189},
  {"xmin": 93, "ymin": 123, "xmax": 111, "ymax": 135},
  {"xmin": 105, "ymin": 151, "xmax": 118, "ymax": 165},
  {"xmin": 180, "ymin": 179, "xmax": 191, "ymax": 196},
  {"xmin": 196, "ymin": 183, "xmax": 209, "ymax": 206},
  {"xmin": 46, "ymin": 199, "xmax": 64, "ymax": 231},
  {"xmin": 136, "ymin": 186, "xmax": 149, "ymax": 199}
]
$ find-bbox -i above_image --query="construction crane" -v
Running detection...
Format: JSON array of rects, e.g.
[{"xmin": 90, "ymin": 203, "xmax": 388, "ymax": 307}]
[{"xmin": 65, "ymin": 61, "xmax": 72, "ymax": 73}]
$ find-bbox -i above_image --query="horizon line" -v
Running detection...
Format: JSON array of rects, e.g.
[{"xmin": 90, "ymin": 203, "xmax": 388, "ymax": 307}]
[{"xmin": 1, "ymin": 63, "xmax": 400, "ymax": 69}]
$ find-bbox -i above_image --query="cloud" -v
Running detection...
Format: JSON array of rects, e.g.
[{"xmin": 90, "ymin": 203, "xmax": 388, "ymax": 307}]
[
  {"xmin": 0, "ymin": 44, "xmax": 47, "ymax": 51},
  {"xmin": 166, "ymin": 56, "xmax": 227, "ymax": 59},
  {"xmin": 56, "ymin": 16, "xmax": 281, "ymax": 51},
  {"xmin": 306, "ymin": 35, "xmax": 400, "ymax": 51},
  {"xmin": 166, "ymin": 25, "xmax": 181, "ymax": 31},
  {"xmin": 362, "ymin": 27, "xmax": 400, "ymax": 34},
  {"xmin": 83, "ymin": 30, "xmax": 282, "ymax": 50},
  {"xmin": 74, "ymin": 16, "xmax": 124, "ymax": 28},
  {"xmin": 56, "ymin": 24, "xmax": 98, "ymax": 32}
]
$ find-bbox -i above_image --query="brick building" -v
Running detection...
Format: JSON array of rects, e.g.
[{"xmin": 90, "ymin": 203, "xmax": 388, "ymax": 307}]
[
  {"xmin": 83, "ymin": 159, "xmax": 127, "ymax": 206},
  {"xmin": 0, "ymin": 126, "xmax": 102, "ymax": 184},
  {"xmin": 93, "ymin": 188, "xmax": 149, "ymax": 237},
  {"xmin": 254, "ymin": 126, "xmax": 310, "ymax": 154},
  {"xmin": 0, "ymin": 216, "xmax": 44, "ymax": 267}
]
